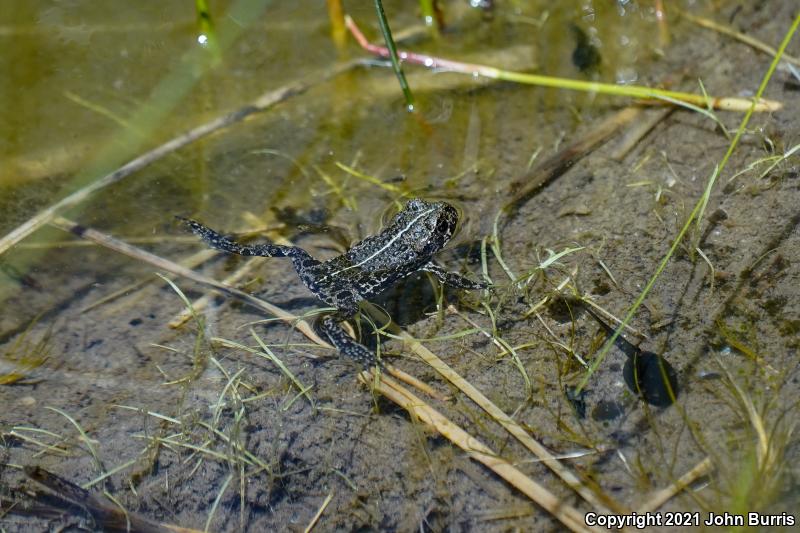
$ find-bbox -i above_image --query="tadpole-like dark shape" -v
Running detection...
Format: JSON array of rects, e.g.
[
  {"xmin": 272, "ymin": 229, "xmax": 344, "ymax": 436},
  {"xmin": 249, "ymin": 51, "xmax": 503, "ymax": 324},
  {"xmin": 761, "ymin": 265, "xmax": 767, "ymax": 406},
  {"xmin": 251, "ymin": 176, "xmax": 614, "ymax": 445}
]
[
  {"xmin": 570, "ymin": 24, "xmax": 601, "ymax": 72},
  {"xmin": 564, "ymin": 385, "xmax": 588, "ymax": 419},
  {"xmin": 585, "ymin": 308, "xmax": 679, "ymax": 407},
  {"xmin": 622, "ymin": 349, "xmax": 680, "ymax": 407}
]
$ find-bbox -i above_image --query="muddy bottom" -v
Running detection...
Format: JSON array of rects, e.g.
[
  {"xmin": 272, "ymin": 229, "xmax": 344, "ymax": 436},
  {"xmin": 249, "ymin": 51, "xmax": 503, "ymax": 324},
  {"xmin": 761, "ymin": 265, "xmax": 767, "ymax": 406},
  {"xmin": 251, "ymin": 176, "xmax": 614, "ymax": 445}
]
[{"xmin": 2, "ymin": 2, "xmax": 799, "ymax": 532}]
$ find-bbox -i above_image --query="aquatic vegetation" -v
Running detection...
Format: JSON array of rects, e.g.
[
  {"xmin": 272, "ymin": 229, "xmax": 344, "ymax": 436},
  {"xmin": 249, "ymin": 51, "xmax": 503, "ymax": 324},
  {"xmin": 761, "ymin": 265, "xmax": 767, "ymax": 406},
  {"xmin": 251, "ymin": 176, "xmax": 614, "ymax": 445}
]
[{"xmin": 1, "ymin": 2, "xmax": 799, "ymax": 530}]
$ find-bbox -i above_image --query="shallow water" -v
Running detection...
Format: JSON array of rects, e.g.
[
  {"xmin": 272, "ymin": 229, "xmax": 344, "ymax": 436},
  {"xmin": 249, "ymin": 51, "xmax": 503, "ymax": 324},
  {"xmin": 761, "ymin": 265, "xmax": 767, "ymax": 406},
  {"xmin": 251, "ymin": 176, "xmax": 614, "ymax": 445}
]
[{"xmin": 2, "ymin": 1, "xmax": 799, "ymax": 531}]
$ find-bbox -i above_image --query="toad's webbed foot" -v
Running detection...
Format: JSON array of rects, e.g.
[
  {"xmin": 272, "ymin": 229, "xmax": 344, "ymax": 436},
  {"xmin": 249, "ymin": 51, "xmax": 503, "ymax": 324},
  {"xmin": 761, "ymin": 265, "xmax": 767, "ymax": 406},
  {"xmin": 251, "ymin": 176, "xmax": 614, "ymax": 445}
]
[
  {"xmin": 421, "ymin": 262, "xmax": 489, "ymax": 290},
  {"xmin": 316, "ymin": 313, "xmax": 383, "ymax": 370}
]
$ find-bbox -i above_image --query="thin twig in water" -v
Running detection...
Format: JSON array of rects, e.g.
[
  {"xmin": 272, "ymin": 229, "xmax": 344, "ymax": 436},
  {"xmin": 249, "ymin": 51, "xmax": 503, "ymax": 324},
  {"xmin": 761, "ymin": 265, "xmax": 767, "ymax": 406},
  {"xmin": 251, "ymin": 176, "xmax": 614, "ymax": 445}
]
[
  {"xmin": 0, "ymin": 60, "xmax": 360, "ymax": 257},
  {"xmin": 48, "ymin": 216, "xmax": 327, "ymax": 346},
  {"xmin": 345, "ymin": 15, "xmax": 782, "ymax": 112},
  {"xmin": 637, "ymin": 457, "xmax": 714, "ymax": 512},
  {"xmin": 610, "ymin": 108, "xmax": 674, "ymax": 161},
  {"xmin": 358, "ymin": 370, "xmax": 599, "ymax": 533},
  {"xmin": 303, "ymin": 491, "xmax": 334, "ymax": 533},
  {"xmin": 168, "ymin": 255, "xmax": 262, "ymax": 328},
  {"xmin": 79, "ymin": 248, "xmax": 219, "ymax": 314},
  {"xmin": 361, "ymin": 302, "xmax": 626, "ymax": 514},
  {"xmin": 500, "ymin": 107, "xmax": 643, "ymax": 228},
  {"xmin": 9, "ymin": 466, "xmax": 201, "ymax": 533},
  {"xmin": 678, "ymin": 10, "xmax": 800, "ymax": 68}
]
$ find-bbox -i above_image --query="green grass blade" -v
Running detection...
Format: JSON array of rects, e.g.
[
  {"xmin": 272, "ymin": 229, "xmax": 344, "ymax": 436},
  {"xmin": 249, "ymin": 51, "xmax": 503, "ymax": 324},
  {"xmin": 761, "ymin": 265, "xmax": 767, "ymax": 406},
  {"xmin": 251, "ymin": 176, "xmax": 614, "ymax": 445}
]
[{"xmin": 576, "ymin": 13, "xmax": 800, "ymax": 393}]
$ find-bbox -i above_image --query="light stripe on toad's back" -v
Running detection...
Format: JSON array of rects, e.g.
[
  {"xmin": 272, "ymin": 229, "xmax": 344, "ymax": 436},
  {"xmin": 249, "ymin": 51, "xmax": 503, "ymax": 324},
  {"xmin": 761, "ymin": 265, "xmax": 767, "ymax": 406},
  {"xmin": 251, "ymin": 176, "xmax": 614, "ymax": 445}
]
[
  {"xmin": 331, "ymin": 207, "xmax": 436, "ymax": 275},
  {"xmin": 181, "ymin": 199, "xmax": 487, "ymax": 369}
]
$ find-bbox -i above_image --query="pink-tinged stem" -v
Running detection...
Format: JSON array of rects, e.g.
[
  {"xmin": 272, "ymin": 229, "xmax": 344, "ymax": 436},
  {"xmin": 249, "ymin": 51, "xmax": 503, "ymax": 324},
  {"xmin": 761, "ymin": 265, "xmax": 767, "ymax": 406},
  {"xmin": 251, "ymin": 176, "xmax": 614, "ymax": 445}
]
[
  {"xmin": 344, "ymin": 15, "xmax": 782, "ymax": 112},
  {"xmin": 345, "ymin": 15, "xmax": 497, "ymax": 77}
]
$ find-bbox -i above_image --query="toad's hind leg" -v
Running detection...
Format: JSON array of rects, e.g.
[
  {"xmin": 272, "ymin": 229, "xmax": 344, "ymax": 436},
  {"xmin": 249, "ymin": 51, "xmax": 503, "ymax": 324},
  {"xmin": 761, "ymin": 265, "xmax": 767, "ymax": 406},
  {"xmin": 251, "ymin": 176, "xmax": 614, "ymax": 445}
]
[
  {"xmin": 181, "ymin": 217, "xmax": 301, "ymax": 258},
  {"xmin": 316, "ymin": 313, "xmax": 383, "ymax": 370},
  {"xmin": 180, "ymin": 217, "xmax": 320, "ymax": 277}
]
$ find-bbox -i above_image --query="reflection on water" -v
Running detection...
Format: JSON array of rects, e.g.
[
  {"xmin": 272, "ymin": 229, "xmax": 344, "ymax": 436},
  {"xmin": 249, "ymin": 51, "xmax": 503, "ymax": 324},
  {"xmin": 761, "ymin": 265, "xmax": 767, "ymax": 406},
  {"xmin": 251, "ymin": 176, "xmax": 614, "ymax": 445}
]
[
  {"xmin": 0, "ymin": 1, "xmax": 691, "ymax": 528},
  {"xmin": 0, "ymin": 0, "xmax": 673, "ymax": 324}
]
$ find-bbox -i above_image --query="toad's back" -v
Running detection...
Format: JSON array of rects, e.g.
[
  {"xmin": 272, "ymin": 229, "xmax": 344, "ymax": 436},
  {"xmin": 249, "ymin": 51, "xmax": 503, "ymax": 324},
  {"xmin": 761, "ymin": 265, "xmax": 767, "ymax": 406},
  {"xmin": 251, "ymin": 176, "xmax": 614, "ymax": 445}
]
[
  {"xmin": 339, "ymin": 199, "xmax": 458, "ymax": 272},
  {"xmin": 303, "ymin": 199, "xmax": 460, "ymax": 307}
]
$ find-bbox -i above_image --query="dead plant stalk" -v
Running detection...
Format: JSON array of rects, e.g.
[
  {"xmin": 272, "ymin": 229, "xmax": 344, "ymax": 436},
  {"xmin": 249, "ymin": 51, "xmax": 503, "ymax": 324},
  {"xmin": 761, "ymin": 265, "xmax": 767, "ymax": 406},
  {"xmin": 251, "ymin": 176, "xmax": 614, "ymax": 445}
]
[{"xmin": 345, "ymin": 16, "xmax": 781, "ymax": 112}]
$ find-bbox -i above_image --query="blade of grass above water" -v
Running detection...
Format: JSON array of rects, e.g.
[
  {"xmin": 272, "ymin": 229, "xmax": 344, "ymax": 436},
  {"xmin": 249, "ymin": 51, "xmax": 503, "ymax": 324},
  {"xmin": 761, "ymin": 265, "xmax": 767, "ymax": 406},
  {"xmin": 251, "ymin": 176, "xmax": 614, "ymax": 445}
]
[
  {"xmin": 373, "ymin": 0, "xmax": 414, "ymax": 110},
  {"xmin": 575, "ymin": 13, "xmax": 800, "ymax": 393},
  {"xmin": 345, "ymin": 15, "xmax": 782, "ymax": 112}
]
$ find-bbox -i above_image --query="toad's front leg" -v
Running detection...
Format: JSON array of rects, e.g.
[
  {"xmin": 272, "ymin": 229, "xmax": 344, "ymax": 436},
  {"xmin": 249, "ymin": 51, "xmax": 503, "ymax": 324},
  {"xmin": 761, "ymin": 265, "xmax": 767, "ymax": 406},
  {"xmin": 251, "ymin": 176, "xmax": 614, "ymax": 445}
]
[
  {"xmin": 316, "ymin": 312, "xmax": 383, "ymax": 370},
  {"xmin": 421, "ymin": 262, "xmax": 489, "ymax": 290}
]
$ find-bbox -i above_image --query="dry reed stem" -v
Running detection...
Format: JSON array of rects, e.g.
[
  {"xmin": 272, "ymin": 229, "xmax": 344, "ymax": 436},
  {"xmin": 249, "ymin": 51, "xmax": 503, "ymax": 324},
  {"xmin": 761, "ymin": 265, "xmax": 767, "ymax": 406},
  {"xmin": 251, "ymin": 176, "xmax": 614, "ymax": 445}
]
[
  {"xmin": 637, "ymin": 457, "xmax": 714, "ymax": 512},
  {"xmin": 610, "ymin": 108, "xmax": 674, "ymax": 161},
  {"xmin": 79, "ymin": 248, "xmax": 218, "ymax": 313},
  {"xmin": 384, "ymin": 364, "xmax": 448, "ymax": 401},
  {"xmin": 679, "ymin": 10, "xmax": 800, "ymax": 67},
  {"xmin": 358, "ymin": 371, "xmax": 599, "ymax": 533},
  {"xmin": 48, "ymin": 216, "xmax": 328, "ymax": 347},
  {"xmin": 326, "ymin": 0, "xmax": 346, "ymax": 48},
  {"xmin": 655, "ymin": 0, "xmax": 670, "ymax": 47},
  {"xmin": 345, "ymin": 16, "xmax": 782, "ymax": 112},
  {"xmin": 384, "ymin": 319, "xmax": 626, "ymax": 514},
  {"xmin": 0, "ymin": 61, "xmax": 359, "ymax": 257},
  {"xmin": 168, "ymin": 254, "xmax": 261, "ymax": 328},
  {"xmin": 303, "ymin": 491, "xmax": 334, "ymax": 533}
]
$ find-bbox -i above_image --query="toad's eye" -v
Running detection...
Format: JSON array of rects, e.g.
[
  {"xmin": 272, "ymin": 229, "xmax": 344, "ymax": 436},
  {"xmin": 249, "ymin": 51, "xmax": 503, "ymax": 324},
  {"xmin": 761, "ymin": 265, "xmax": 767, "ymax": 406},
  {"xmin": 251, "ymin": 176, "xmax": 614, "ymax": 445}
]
[{"xmin": 436, "ymin": 218, "xmax": 451, "ymax": 234}]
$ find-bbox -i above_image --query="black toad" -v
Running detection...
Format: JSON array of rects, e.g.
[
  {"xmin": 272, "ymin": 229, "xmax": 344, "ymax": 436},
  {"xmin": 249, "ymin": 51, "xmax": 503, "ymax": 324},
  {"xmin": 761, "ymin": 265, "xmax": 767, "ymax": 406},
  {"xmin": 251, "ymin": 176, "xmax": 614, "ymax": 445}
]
[{"xmin": 181, "ymin": 198, "xmax": 487, "ymax": 368}]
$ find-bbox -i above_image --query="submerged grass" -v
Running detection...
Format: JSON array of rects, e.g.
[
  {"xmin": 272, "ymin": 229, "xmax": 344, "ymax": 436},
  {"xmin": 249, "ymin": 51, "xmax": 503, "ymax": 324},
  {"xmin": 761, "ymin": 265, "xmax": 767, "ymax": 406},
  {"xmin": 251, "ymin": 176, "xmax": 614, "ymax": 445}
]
[
  {"xmin": 251, "ymin": 329, "xmax": 315, "ymax": 408},
  {"xmin": 334, "ymin": 161, "xmax": 405, "ymax": 194},
  {"xmin": 696, "ymin": 357, "xmax": 798, "ymax": 520},
  {"xmin": 44, "ymin": 406, "xmax": 106, "ymax": 479},
  {"xmin": 726, "ymin": 142, "xmax": 800, "ymax": 187},
  {"xmin": 576, "ymin": 12, "xmax": 800, "ymax": 393},
  {"xmin": 151, "ymin": 273, "xmax": 289, "ymax": 531},
  {"xmin": 346, "ymin": 16, "xmax": 782, "ymax": 112},
  {"xmin": 4, "ymin": 4, "xmax": 798, "ymax": 530},
  {"xmin": 0, "ymin": 314, "xmax": 51, "ymax": 385},
  {"xmin": 174, "ymin": 313, "xmax": 259, "ymax": 528}
]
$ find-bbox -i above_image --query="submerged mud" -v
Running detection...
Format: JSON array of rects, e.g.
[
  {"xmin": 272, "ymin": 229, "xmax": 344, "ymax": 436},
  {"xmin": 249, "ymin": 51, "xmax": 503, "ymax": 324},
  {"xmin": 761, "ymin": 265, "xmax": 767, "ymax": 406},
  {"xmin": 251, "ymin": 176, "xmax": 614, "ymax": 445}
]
[{"xmin": 2, "ymin": 1, "xmax": 799, "ymax": 531}]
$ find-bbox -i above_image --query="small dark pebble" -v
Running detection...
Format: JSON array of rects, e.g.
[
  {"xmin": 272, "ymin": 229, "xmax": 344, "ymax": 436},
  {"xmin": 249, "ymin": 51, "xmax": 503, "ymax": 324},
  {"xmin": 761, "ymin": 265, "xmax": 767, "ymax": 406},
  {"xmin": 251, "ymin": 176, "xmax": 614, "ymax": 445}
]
[
  {"xmin": 85, "ymin": 339, "xmax": 103, "ymax": 350},
  {"xmin": 592, "ymin": 399, "xmax": 625, "ymax": 421}
]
